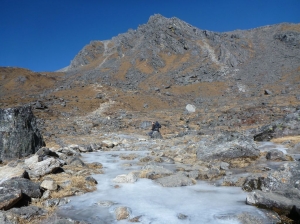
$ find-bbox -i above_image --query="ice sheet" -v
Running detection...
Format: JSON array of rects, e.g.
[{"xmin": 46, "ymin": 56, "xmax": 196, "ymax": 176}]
[{"xmin": 56, "ymin": 151, "xmax": 271, "ymax": 224}]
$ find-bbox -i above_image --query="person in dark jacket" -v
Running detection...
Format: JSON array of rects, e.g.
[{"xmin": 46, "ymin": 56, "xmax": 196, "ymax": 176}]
[{"xmin": 148, "ymin": 121, "xmax": 161, "ymax": 136}]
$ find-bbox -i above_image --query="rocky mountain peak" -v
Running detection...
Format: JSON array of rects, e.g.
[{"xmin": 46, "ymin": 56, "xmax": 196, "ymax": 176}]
[{"xmin": 63, "ymin": 15, "xmax": 300, "ymax": 104}]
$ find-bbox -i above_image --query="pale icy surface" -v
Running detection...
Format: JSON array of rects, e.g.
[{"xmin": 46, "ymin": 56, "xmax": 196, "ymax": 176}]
[{"xmin": 56, "ymin": 150, "xmax": 273, "ymax": 224}]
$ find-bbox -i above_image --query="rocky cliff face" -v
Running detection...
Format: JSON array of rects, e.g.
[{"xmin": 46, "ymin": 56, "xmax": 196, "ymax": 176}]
[
  {"xmin": 0, "ymin": 106, "xmax": 45, "ymax": 162},
  {"xmin": 65, "ymin": 14, "xmax": 300, "ymax": 98}
]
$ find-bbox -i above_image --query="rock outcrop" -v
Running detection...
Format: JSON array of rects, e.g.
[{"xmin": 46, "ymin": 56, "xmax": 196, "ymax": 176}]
[
  {"xmin": 0, "ymin": 106, "xmax": 45, "ymax": 162},
  {"xmin": 244, "ymin": 162, "xmax": 300, "ymax": 215},
  {"xmin": 254, "ymin": 109, "xmax": 300, "ymax": 141}
]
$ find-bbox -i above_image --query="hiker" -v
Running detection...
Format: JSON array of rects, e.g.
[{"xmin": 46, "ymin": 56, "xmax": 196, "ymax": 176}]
[{"xmin": 148, "ymin": 121, "xmax": 161, "ymax": 137}]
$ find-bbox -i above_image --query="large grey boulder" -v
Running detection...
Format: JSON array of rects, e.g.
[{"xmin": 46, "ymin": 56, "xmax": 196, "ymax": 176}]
[
  {"xmin": 197, "ymin": 133, "xmax": 259, "ymax": 161},
  {"xmin": 245, "ymin": 162, "xmax": 300, "ymax": 216},
  {"xmin": 0, "ymin": 106, "xmax": 45, "ymax": 162},
  {"xmin": 246, "ymin": 190, "xmax": 300, "ymax": 214},
  {"xmin": 0, "ymin": 187, "xmax": 22, "ymax": 210},
  {"xmin": 26, "ymin": 157, "xmax": 64, "ymax": 179},
  {"xmin": 0, "ymin": 178, "xmax": 42, "ymax": 199}
]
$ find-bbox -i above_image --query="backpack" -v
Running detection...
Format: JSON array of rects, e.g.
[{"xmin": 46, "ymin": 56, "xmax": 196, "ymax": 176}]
[{"xmin": 154, "ymin": 121, "xmax": 161, "ymax": 131}]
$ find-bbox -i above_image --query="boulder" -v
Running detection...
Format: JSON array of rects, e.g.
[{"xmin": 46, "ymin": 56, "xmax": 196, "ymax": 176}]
[
  {"xmin": 67, "ymin": 156, "xmax": 86, "ymax": 167},
  {"xmin": 113, "ymin": 172, "xmax": 138, "ymax": 183},
  {"xmin": 150, "ymin": 131, "xmax": 163, "ymax": 139},
  {"xmin": 244, "ymin": 162, "xmax": 300, "ymax": 218},
  {"xmin": 40, "ymin": 179, "xmax": 58, "ymax": 191},
  {"xmin": 36, "ymin": 147, "xmax": 59, "ymax": 158},
  {"xmin": 0, "ymin": 106, "xmax": 45, "ymax": 162},
  {"xmin": 246, "ymin": 190, "xmax": 300, "ymax": 214},
  {"xmin": 0, "ymin": 187, "xmax": 22, "ymax": 210},
  {"xmin": 155, "ymin": 173, "xmax": 195, "ymax": 187},
  {"xmin": 242, "ymin": 175, "xmax": 265, "ymax": 192},
  {"xmin": 58, "ymin": 147, "xmax": 80, "ymax": 156},
  {"xmin": 186, "ymin": 104, "xmax": 196, "ymax": 113},
  {"xmin": 266, "ymin": 149, "xmax": 287, "ymax": 161},
  {"xmin": 0, "ymin": 178, "xmax": 41, "ymax": 198},
  {"xmin": 196, "ymin": 132, "xmax": 260, "ymax": 162},
  {"xmin": 27, "ymin": 157, "xmax": 63, "ymax": 178}
]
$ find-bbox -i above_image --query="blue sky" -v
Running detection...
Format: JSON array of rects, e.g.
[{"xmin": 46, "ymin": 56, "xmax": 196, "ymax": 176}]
[{"xmin": 1, "ymin": 0, "xmax": 299, "ymax": 72}]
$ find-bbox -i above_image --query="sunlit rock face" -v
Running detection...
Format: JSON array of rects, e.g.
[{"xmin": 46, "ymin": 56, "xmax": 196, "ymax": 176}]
[{"xmin": 0, "ymin": 105, "xmax": 45, "ymax": 162}]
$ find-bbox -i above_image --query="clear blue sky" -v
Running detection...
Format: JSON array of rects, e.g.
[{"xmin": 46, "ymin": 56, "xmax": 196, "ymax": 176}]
[{"xmin": 1, "ymin": 0, "xmax": 299, "ymax": 72}]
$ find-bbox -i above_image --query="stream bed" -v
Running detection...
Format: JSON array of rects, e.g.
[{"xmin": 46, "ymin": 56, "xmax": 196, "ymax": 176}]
[{"xmin": 56, "ymin": 148, "xmax": 277, "ymax": 224}]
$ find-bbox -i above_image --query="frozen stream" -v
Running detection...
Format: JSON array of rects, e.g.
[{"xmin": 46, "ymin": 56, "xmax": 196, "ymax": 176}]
[{"xmin": 56, "ymin": 150, "xmax": 275, "ymax": 223}]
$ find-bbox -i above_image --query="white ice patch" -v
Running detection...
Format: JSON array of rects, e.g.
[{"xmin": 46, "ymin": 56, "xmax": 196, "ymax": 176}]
[{"xmin": 56, "ymin": 151, "xmax": 272, "ymax": 224}]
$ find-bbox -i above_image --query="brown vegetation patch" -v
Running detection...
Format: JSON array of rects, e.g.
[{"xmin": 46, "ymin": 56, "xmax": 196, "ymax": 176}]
[
  {"xmin": 114, "ymin": 60, "xmax": 131, "ymax": 81},
  {"xmin": 271, "ymin": 135, "xmax": 300, "ymax": 145},
  {"xmin": 159, "ymin": 52, "xmax": 190, "ymax": 73},
  {"xmin": 135, "ymin": 58, "xmax": 154, "ymax": 74},
  {"xmin": 170, "ymin": 81, "xmax": 227, "ymax": 97}
]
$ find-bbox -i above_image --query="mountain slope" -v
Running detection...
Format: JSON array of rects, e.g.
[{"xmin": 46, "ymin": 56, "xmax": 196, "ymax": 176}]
[
  {"xmin": 1, "ymin": 14, "xmax": 300, "ymax": 144},
  {"xmin": 65, "ymin": 14, "xmax": 300, "ymax": 91}
]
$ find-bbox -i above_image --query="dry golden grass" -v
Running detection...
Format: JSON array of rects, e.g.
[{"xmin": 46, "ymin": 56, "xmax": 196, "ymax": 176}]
[
  {"xmin": 114, "ymin": 59, "xmax": 131, "ymax": 81},
  {"xmin": 135, "ymin": 58, "xmax": 154, "ymax": 74},
  {"xmin": 158, "ymin": 52, "xmax": 190, "ymax": 73},
  {"xmin": 49, "ymin": 175, "xmax": 96, "ymax": 199},
  {"xmin": 271, "ymin": 135, "xmax": 300, "ymax": 145},
  {"xmin": 171, "ymin": 81, "xmax": 227, "ymax": 97}
]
